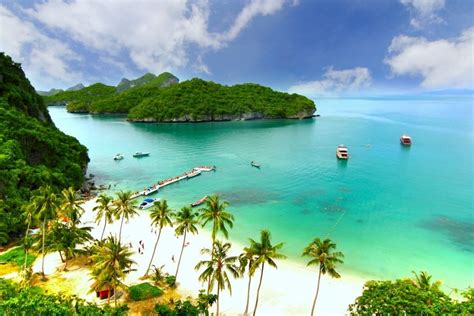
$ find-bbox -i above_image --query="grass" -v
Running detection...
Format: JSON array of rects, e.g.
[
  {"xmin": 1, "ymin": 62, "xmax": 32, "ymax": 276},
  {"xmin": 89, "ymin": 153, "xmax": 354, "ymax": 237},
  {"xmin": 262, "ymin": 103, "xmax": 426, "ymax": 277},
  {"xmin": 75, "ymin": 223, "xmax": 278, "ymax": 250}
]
[
  {"xmin": 0, "ymin": 247, "xmax": 36, "ymax": 267},
  {"xmin": 128, "ymin": 283, "xmax": 163, "ymax": 301}
]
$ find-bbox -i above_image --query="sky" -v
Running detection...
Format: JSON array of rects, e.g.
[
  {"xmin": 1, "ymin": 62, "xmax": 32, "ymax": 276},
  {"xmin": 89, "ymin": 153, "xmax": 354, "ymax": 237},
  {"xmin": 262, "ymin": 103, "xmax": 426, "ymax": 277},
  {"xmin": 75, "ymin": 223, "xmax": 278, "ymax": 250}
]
[{"xmin": 0, "ymin": 0, "xmax": 473, "ymax": 96}]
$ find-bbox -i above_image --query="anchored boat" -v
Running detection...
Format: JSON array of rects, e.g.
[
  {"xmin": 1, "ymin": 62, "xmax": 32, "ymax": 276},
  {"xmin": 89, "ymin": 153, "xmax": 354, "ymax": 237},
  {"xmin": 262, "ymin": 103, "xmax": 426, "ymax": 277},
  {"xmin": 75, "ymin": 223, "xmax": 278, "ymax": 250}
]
[
  {"xmin": 187, "ymin": 170, "xmax": 202, "ymax": 179},
  {"xmin": 139, "ymin": 198, "xmax": 160, "ymax": 210},
  {"xmin": 400, "ymin": 134, "xmax": 412, "ymax": 146},
  {"xmin": 113, "ymin": 153, "xmax": 124, "ymax": 160},
  {"xmin": 191, "ymin": 195, "xmax": 208, "ymax": 207},
  {"xmin": 251, "ymin": 161, "xmax": 261, "ymax": 168},
  {"xmin": 336, "ymin": 145, "xmax": 349, "ymax": 160},
  {"xmin": 133, "ymin": 152, "xmax": 150, "ymax": 158}
]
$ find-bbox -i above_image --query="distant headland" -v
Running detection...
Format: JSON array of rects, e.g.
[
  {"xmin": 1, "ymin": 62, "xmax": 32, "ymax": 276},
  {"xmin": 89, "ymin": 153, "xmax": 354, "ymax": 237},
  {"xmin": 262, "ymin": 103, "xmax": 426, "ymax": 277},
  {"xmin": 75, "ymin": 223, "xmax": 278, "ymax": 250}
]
[{"xmin": 42, "ymin": 73, "xmax": 316, "ymax": 123}]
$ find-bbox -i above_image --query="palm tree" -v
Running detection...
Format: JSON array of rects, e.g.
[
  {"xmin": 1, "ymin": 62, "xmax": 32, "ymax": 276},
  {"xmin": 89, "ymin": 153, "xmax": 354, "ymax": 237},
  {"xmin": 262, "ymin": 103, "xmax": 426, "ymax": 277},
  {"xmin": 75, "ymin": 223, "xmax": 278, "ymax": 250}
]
[
  {"xmin": 113, "ymin": 191, "xmax": 137, "ymax": 242},
  {"xmin": 93, "ymin": 194, "xmax": 115, "ymax": 240},
  {"xmin": 59, "ymin": 187, "xmax": 84, "ymax": 227},
  {"xmin": 302, "ymin": 237, "xmax": 344, "ymax": 316},
  {"xmin": 34, "ymin": 185, "xmax": 59, "ymax": 279},
  {"xmin": 144, "ymin": 199, "xmax": 174, "ymax": 276},
  {"xmin": 21, "ymin": 197, "xmax": 41, "ymax": 271},
  {"xmin": 412, "ymin": 271, "xmax": 441, "ymax": 290},
  {"xmin": 195, "ymin": 240, "xmax": 239, "ymax": 316},
  {"xmin": 91, "ymin": 235, "xmax": 135, "ymax": 306},
  {"xmin": 250, "ymin": 229, "xmax": 286, "ymax": 316},
  {"xmin": 200, "ymin": 194, "xmax": 234, "ymax": 291},
  {"xmin": 174, "ymin": 206, "xmax": 199, "ymax": 281},
  {"xmin": 239, "ymin": 245, "xmax": 257, "ymax": 316}
]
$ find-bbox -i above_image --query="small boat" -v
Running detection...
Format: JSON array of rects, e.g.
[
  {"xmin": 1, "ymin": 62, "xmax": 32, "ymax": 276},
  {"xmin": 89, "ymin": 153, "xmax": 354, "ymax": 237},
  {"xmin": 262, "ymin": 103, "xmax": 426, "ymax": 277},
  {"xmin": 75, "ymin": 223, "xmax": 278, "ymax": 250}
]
[
  {"xmin": 191, "ymin": 195, "xmax": 208, "ymax": 207},
  {"xmin": 336, "ymin": 145, "xmax": 349, "ymax": 160},
  {"xmin": 144, "ymin": 185, "xmax": 159, "ymax": 196},
  {"xmin": 113, "ymin": 153, "xmax": 124, "ymax": 160},
  {"xmin": 187, "ymin": 170, "xmax": 202, "ymax": 178},
  {"xmin": 251, "ymin": 161, "xmax": 261, "ymax": 168},
  {"xmin": 139, "ymin": 198, "xmax": 160, "ymax": 210},
  {"xmin": 133, "ymin": 152, "xmax": 150, "ymax": 158},
  {"xmin": 400, "ymin": 134, "xmax": 412, "ymax": 146}
]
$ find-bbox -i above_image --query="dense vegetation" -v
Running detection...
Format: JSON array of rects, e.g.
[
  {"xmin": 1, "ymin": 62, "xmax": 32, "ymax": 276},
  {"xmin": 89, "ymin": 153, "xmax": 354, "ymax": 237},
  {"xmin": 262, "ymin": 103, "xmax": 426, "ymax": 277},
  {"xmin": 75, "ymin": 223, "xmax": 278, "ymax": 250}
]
[
  {"xmin": 44, "ymin": 72, "xmax": 179, "ymax": 113},
  {"xmin": 43, "ymin": 74, "xmax": 315, "ymax": 121},
  {"xmin": 127, "ymin": 282, "xmax": 163, "ymax": 301},
  {"xmin": 0, "ymin": 278, "xmax": 127, "ymax": 315},
  {"xmin": 348, "ymin": 274, "xmax": 474, "ymax": 315},
  {"xmin": 0, "ymin": 52, "xmax": 89, "ymax": 245}
]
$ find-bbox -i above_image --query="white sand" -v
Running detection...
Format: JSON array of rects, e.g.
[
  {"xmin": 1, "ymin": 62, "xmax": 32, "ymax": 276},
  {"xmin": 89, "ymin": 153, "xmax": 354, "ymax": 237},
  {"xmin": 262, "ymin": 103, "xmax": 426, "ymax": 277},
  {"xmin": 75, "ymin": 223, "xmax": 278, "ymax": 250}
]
[{"xmin": 33, "ymin": 198, "xmax": 365, "ymax": 315}]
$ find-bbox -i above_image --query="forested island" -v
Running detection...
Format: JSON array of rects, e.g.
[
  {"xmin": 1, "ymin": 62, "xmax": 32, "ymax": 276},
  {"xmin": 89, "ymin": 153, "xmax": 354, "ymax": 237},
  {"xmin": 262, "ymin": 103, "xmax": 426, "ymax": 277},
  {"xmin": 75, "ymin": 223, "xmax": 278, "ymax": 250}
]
[
  {"xmin": 0, "ymin": 53, "xmax": 89, "ymax": 245},
  {"xmin": 43, "ymin": 73, "xmax": 316, "ymax": 122}
]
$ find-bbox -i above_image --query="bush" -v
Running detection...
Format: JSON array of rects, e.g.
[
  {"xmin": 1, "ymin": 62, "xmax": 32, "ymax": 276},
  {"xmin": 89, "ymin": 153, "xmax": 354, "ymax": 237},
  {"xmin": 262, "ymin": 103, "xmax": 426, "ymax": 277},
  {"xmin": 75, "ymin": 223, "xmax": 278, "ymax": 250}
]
[
  {"xmin": 165, "ymin": 275, "xmax": 176, "ymax": 287},
  {"xmin": 0, "ymin": 247, "xmax": 36, "ymax": 267},
  {"xmin": 128, "ymin": 282, "xmax": 163, "ymax": 301}
]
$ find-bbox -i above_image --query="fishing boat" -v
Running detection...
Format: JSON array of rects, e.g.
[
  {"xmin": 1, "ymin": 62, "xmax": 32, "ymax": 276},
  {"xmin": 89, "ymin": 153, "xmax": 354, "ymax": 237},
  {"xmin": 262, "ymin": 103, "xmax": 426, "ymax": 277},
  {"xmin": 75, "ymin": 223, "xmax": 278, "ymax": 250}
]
[
  {"xmin": 113, "ymin": 153, "xmax": 124, "ymax": 160},
  {"xmin": 139, "ymin": 198, "xmax": 160, "ymax": 210},
  {"xmin": 191, "ymin": 195, "xmax": 208, "ymax": 207},
  {"xmin": 336, "ymin": 145, "xmax": 349, "ymax": 160},
  {"xmin": 251, "ymin": 161, "xmax": 261, "ymax": 168},
  {"xmin": 133, "ymin": 152, "xmax": 150, "ymax": 158},
  {"xmin": 400, "ymin": 134, "xmax": 412, "ymax": 146}
]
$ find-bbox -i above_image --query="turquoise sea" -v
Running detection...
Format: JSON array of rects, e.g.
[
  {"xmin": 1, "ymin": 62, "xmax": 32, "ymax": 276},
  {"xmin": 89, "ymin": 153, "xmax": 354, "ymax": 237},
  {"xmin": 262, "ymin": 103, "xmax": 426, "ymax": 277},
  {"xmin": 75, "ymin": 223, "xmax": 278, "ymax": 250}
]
[{"xmin": 49, "ymin": 96, "xmax": 473, "ymax": 290}]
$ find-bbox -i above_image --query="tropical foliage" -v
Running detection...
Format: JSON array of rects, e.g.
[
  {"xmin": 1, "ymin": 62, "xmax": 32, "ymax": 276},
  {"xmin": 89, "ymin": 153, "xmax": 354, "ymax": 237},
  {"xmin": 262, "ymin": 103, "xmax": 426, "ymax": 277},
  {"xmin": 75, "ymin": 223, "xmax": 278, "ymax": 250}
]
[
  {"xmin": 302, "ymin": 237, "xmax": 344, "ymax": 316},
  {"xmin": 127, "ymin": 282, "xmax": 163, "ymax": 301},
  {"xmin": 0, "ymin": 52, "xmax": 88, "ymax": 246},
  {"xmin": 348, "ymin": 274, "xmax": 474, "ymax": 315},
  {"xmin": 174, "ymin": 206, "xmax": 199, "ymax": 281}
]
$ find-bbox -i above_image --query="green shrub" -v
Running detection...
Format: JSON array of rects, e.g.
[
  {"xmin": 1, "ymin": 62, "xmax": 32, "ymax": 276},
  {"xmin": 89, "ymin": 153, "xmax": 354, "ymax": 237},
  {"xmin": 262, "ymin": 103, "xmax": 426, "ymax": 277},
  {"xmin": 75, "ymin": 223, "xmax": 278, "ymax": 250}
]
[
  {"xmin": 0, "ymin": 247, "xmax": 36, "ymax": 267},
  {"xmin": 165, "ymin": 275, "xmax": 176, "ymax": 287},
  {"xmin": 128, "ymin": 282, "xmax": 163, "ymax": 301}
]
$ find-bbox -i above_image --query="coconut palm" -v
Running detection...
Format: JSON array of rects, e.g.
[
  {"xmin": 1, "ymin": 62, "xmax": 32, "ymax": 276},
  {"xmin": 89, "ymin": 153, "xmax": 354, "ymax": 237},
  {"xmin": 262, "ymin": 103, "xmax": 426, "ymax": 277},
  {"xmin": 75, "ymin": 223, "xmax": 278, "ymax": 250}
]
[
  {"xmin": 144, "ymin": 199, "xmax": 174, "ymax": 276},
  {"xmin": 113, "ymin": 191, "xmax": 137, "ymax": 242},
  {"xmin": 93, "ymin": 194, "xmax": 115, "ymax": 240},
  {"xmin": 239, "ymin": 245, "xmax": 257, "ymax": 316},
  {"xmin": 200, "ymin": 194, "xmax": 234, "ymax": 291},
  {"xmin": 34, "ymin": 185, "xmax": 59, "ymax": 279},
  {"xmin": 174, "ymin": 206, "xmax": 199, "ymax": 281},
  {"xmin": 91, "ymin": 235, "xmax": 135, "ymax": 306},
  {"xmin": 302, "ymin": 237, "xmax": 344, "ymax": 316},
  {"xmin": 21, "ymin": 197, "xmax": 41, "ymax": 271},
  {"xmin": 195, "ymin": 240, "xmax": 239, "ymax": 316},
  {"xmin": 250, "ymin": 229, "xmax": 286, "ymax": 316},
  {"xmin": 59, "ymin": 187, "xmax": 84, "ymax": 226},
  {"xmin": 412, "ymin": 271, "xmax": 441, "ymax": 290}
]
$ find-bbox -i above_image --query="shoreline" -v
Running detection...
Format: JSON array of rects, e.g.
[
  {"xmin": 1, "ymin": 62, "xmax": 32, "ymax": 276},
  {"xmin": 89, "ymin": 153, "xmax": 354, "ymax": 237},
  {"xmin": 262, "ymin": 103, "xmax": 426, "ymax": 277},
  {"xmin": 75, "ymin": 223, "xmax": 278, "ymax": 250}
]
[{"xmin": 33, "ymin": 198, "xmax": 366, "ymax": 315}]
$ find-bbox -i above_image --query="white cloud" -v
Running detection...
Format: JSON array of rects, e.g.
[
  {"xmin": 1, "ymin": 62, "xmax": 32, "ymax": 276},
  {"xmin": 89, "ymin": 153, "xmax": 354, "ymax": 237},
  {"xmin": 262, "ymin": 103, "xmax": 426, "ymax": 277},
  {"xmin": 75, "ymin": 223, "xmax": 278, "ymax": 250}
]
[
  {"xmin": 400, "ymin": 0, "xmax": 445, "ymax": 28},
  {"xmin": 385, "ymin": 28, "xmax": 474, "ymax": 89},
  {"xmin": 23, "ymin": 0, "xmax": 294, "ymax": 78},
  {"xmin": 288, "ymin": 67, "xmax": 372, "ymax": 96},
  {"xmin": 0, "ymin": 5, "xmax": 82, "ymax": 89}
]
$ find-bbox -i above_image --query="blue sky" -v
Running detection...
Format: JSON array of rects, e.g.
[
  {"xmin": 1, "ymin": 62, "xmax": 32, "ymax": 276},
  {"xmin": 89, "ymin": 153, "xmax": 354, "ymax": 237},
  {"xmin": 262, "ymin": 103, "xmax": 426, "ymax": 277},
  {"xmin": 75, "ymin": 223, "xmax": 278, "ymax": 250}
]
[{"xmin": 0, "ymin": 0, "xmax": 473, "ymax": 95}]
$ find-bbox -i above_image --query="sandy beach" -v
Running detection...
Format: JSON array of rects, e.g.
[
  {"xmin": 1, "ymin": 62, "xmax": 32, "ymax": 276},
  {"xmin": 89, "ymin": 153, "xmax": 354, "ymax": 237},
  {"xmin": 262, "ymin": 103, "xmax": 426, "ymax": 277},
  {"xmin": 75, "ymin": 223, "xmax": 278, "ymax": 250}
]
[{"xmin": 30, "ymin": 198, "xmax": 365, "ymax": 315}]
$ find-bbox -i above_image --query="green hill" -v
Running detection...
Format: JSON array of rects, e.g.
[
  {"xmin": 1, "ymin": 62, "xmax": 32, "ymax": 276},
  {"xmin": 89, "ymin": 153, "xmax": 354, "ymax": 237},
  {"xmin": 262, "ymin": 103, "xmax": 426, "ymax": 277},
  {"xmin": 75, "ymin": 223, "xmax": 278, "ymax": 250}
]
[
  {"xmin": 0, "ymin": 52, "xmax": 89, "ymax": 244},
  {"xmin": 43, "ymin": 73, "xmax": 315, "ymax": 121}
]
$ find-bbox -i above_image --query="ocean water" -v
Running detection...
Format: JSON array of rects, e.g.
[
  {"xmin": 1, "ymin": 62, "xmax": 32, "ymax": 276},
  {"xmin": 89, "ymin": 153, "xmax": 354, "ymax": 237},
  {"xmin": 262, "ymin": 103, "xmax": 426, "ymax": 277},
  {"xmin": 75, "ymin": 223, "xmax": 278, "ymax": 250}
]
[{"xmin": 49, "ymin": 96, "xmax": 473, "ymax": 290}]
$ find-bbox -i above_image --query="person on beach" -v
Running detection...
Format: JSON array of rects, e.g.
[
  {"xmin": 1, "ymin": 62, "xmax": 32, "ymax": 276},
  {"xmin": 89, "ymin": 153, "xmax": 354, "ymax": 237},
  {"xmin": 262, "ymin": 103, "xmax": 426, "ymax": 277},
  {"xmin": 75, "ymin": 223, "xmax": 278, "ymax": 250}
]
[{"xmin": 172, "ymin": 255, "xmax": 175, "ymax": 262}]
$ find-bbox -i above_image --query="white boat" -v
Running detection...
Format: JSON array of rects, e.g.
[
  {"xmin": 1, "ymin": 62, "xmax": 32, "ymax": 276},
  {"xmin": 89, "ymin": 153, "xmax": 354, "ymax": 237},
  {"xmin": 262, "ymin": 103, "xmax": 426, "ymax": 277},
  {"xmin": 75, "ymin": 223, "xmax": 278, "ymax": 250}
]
[
  {"xmin": 193, "ymin": 166, "xmax": 216, "ymax": 172},
  {"xmin": 133, "ymin": 152, "xmax": 150, "ymax": 158},
  {"xmin": 144, "ymin": 185, "xmax": 159, "ymax": 195},
  {"xmin": 191, "ymin": 195, "xmax": 208, "ymax": 207},
  {"xmin": 400, "ymin": 134, "xmax": 412, "ymax": 146},
  {"xmin": 139, "ymin": 198, "xmax": 160, "ymax": 210},
  {"xmin": 336, "ymin": 145, "xmax": 348, "ymax": 160},
  {"xmin": 187, "ymin": 170, "xmax": 202, "ymax": 178},
  {"xmin": 113, "ymin": 153, "xmax": 124, "ymax": 160}
]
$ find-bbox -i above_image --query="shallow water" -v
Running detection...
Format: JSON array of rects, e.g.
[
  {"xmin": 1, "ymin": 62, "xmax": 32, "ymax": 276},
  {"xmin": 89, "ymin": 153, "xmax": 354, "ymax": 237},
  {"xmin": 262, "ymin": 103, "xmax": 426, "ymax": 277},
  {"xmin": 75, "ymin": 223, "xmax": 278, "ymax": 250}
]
[{"xmin": 49, "ymin": 96, "xmax": 474, "ymax": 289}]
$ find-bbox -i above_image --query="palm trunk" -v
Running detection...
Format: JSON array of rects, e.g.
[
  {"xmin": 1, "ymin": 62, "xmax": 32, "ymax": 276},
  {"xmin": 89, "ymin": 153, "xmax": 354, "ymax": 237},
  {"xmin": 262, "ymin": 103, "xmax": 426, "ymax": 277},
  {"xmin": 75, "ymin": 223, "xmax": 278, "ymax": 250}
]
[
  {"xmin": 310, "ymin": 267, "xmax": 323, "ymax": 316},
  {"xmin": 63, "ymin": 257, "xmax": 68, "ymax": 271},
  {"xmin": 118, "ymin": 214, "xmax": 125, "ymax": 243},
  {"xmin": 144, "ymin": 227, "xmax": 162, "ymax": 276},
  {"xmin": 216, "ymin": 285, "xmax": 220, "ymax": 316},
  {"xmin": 207, "ymin": 238, "xmax": 215, "ymax": 294},
  {"xmin": 114, "ymin": 285, "xmax": 117, "ymax": 306},
  {"xmin": 58, "ymin": 250, "xmax": 65, "ymax": 263},
  {"xmin": 23, "ymin": 216, "xmax": 31, "ymax": 270},
  {"xmin": 174, "ymin": 230, "xmax": 187, "ymax": 281},
  {"xmin": 101, "ymin": 219, "xmax": 107, "ymax": 240},
  {"xmin": 107, "ymin": 289, "xmax": 111, "ymax": 305},
  {"xmin": 41, "ymin": 217, "xmax": 46, "ymax": 278},
  {"xmin": 252, "ymin": 263, "xmax": 265, "ymax": 316},
  {"xmin": 244, "ymin": 272, "xmax": 253, "ymax": 315}
]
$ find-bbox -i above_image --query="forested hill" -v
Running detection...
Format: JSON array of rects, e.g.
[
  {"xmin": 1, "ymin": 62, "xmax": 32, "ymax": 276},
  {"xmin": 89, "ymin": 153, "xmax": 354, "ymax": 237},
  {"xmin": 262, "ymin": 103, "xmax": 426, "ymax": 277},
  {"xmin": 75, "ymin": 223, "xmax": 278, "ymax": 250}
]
[
  {"xmin": 0, "ymin": 52, "xmax": 89, "ymax": 245},
  {"xmin": 43, "ymin": 75, "xmax": 316, "ymax": 122}
]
